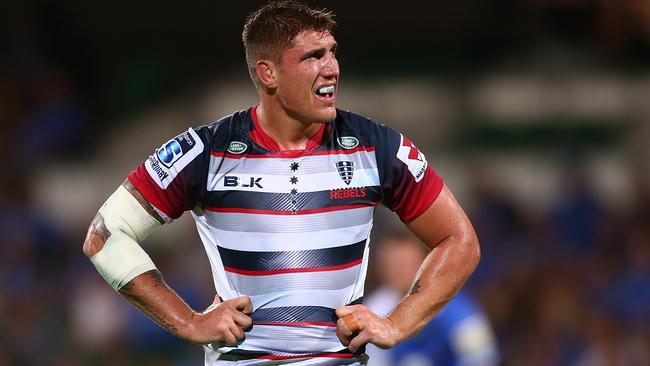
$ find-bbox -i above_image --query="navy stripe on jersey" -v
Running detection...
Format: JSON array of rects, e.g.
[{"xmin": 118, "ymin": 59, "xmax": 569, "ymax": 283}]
[
  {"xmin": 217, "ymin": 240, "xmax": 366, "ymax": 275},
  {"xmin": 252, "ymin": 306, "xmax": 337, "ymax": 326},
  {"xmin": 250, "ymin": 297, "xmax": 362, "ymax": 327},
  {"xmin": 217, "ymin": 349, "xmax": 356, "ymax": 362},
  {"xmin": 204, "ymin": 187, "xmax": 380, "ymax": 213}
]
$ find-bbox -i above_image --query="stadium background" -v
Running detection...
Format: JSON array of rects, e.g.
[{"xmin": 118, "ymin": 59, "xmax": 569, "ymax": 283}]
[{"xmin": 2, "ymin": 0, "xmax": 650, "ymax": 364}]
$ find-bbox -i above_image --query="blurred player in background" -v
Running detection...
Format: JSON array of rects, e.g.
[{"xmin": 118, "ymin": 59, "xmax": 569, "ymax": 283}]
[
  {"xmin": 82, "ymin": 1, "xmax": 480, "ymax": 365},
  {"xmin": 366, "ymin": 233, "xmax": 499, "ymax": 366}
]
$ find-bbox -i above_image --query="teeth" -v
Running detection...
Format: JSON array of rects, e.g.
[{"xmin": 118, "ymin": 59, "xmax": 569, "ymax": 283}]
[{"xmin": 318, "ymin": 85, "xmax": 335, "ymax": 94}]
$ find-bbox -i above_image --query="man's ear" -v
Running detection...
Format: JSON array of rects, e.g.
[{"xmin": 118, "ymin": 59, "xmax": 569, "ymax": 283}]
[{"xmin": 256, "ymin": 60, "xmax": 277, "ymax": 89}]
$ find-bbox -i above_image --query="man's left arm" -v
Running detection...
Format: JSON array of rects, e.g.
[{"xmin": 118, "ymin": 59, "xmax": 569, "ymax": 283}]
[{"xmin": 336, "ymin": 184, "xmax": 480, "ymax": 352}]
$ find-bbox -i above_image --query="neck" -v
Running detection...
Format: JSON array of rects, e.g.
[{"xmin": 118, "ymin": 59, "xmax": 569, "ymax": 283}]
[{"xmin": 256, "ymin": 99, "xmax": 322, "ymax": 151}]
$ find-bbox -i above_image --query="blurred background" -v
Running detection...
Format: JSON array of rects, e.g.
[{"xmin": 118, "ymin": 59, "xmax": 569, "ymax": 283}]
[{"xmin": 2, "ymin": 0, "xmax": 650, "ymax": 365}]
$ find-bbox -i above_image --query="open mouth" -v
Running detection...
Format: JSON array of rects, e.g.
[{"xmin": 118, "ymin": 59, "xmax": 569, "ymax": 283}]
[{"xmin": 315, "ymin": 85, "xmax": 335, "ymax": 99}]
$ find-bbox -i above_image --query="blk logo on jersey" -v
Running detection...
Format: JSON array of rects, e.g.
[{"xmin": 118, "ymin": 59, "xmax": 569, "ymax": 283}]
[
  {"xmin": 156, "ymin": 132, "xmax": 196, "ymax": 168},
  {"xmin": 396, "ymin": 135, "xmax": 428, "ymax": 182},
  {"xmin": 335, "ymin": 161, "xmax": 354, "ymax": 185},
  {"xmin": 224, "ymin": 176, "xmax": 264, "ymax": 189}
]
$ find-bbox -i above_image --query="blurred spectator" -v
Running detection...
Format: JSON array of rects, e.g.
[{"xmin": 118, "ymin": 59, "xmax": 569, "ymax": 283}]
[{"xmin": 365, "ymin": 232, "xmax": 499, "ymax": 366}]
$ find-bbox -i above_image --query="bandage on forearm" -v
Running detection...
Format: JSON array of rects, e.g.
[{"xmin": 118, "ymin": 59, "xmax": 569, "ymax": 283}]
[{"xmin": 90, "ymin": 185, "xmax": 162, "ymax": 290}]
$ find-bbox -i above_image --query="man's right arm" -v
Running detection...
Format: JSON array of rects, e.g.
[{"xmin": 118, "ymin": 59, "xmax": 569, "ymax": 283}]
[{"xmin": 83, "ymin": 179, "xmax": 252, "ymax": 345}]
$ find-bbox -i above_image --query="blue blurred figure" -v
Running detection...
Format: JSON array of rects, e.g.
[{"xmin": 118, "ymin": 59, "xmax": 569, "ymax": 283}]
[{"xmin": 366, "ymin": 233, "xmax": 499, "ymax": 366}]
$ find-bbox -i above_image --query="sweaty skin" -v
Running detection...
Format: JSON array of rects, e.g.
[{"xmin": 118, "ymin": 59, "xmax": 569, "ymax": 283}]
[
  {"xmin": 335, "ymin": 185, "xmax": 480, "ymax": 352},
  {"xmin": 82, "ymin": 180, "xmax": 253, "ymax": 345},
  {"xmin": 83, "ymin": 26, "xmax": 479, "ymax": 354},
  {"xmin": 255, "ymin": 30, "xmax": 339, "ymax": 150}
]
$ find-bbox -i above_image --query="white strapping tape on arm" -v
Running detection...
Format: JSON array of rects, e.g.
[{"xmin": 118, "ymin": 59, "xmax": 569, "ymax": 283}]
[{"xmin": 90, "ymin": 185, "xmax": 163, "ymax": 290}]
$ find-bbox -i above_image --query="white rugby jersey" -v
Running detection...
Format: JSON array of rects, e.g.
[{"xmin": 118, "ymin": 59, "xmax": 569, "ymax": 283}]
[{"xmin": 128, "ymin": 106, "xmax": 443, "ymax": 365}]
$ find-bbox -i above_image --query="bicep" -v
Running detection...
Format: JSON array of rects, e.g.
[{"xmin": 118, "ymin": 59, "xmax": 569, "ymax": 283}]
[
  {"xmin": 406, "ymin": 184, "xmax": 478, "ymax": 251},
  {"xmin": 83, "ymin": 181, "xmax": 165, "ymax": 258}
]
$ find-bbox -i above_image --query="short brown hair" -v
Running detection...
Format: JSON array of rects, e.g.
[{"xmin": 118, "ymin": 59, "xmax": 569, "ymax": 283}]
[{"xmin": 242, "ymin": 1, "xmax": 337, "ymax": 87}]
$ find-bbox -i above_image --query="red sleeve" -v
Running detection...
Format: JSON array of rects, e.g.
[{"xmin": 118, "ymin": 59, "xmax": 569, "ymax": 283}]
[
  {"xmin": 390, "ymin": 165, "xmax": 443, "ymax": 222},
  {"xmin": 127, "ymin": 127, "xmax": 208, "ymax": 220},
  {"xmin": 380, "ymin": 130, "xmax": 444, "ymax": 222}
]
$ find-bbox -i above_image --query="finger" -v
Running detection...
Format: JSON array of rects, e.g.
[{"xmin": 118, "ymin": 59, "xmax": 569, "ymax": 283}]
[
  {"xmin": 230, "ymin": 324, "xmax": 245, "ymax": 340},
  {"xmin": 336, "ymin": 318, "xmax": 352, "ymax": 346},
  {"xmin": 335, "ymin": 305, "xmax": 359, "ymax": 318},
  {"xmin": 348, "ymin": 330, "xmax": 371, "ymax": 353},
  {"xmin": 342, "ymin": 315, "xmax": 360, "ymax": 334},
  {"xmin": 222, "ymin": 331, "xmax": 238, "ymax": 347},
  {"xmin": 232, "ymin": 296, "xmax": 254, "ymax": 314},
  {"xmin": 232, "ymin": 311, "xmax": 253, "ymax": 330},
  {"xmin": 337, "ymin": 317, "xmax": 353, "ymax": 336}
]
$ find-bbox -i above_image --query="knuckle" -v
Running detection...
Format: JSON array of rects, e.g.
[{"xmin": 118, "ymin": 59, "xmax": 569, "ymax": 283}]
[{"xmin": 217, "ymin": 324, "xmax": 230, "ymax": 334}]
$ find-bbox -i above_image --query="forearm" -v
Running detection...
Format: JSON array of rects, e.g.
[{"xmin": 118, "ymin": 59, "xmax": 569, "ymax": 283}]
[
  {"xmin": 83, "ymin": 182, "xmax": 195, "ymax": 338},
  {"xmin": 387, "ymin": 233, "xmax": 480, "ymax": 343},
  {"xmin": 119, "ymin": 269, "xmax": 197, "ymax": 340},
  {"xmin": 85, "ymin": 182, "xmax": 253, "ymax": 346}
]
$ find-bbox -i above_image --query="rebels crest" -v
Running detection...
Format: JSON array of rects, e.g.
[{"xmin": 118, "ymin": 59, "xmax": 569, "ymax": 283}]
[{"xmin": 335, "ymin": 161, "xmax": 355, "ymax": 185}]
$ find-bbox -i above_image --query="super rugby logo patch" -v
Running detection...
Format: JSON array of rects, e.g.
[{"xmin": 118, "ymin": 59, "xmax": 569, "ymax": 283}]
[
  {"xmin": 335, "ymin": 161, "xmax": 355, "ymax": 185},
  {"xmin": 156, "ymin": 132, "xmax": 196, "ymax": 168},
  {"xmin": 396, "ymin": 134, "xmax": 427, "ymax": 182},
  {"xmin": 145, "ymin": 128, "xmax": 204, "ymax": 189}
]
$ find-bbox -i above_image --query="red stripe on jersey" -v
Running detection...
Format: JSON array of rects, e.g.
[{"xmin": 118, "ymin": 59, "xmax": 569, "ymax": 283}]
[
  {"xmin": 212, "ymin": 146, "xmax": 376, "ymax": 159},
  {"xmin": 254, "ymin": 321, "xmax": 337, "ymax": 328},
  {"xmin": 258, "ymin": 353, "xmax": 354, "ymax": 360},
  {"xmin": 224, "ymin": 258, "xmax": 362, "ymax": 276},
  {"xmin": 204, "ymin": 202, "xmax": 378, "ymax": 215}
]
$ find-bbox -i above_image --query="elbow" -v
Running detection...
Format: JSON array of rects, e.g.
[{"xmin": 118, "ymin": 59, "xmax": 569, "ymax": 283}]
[
  {"xmin": 464, "ymin": 231, "xmax": 481, "ymax": 273},
  {"xmin": 83, "ymin": 214, "xmax": 109, "ymax": 258},
  {"xmin": 470, "ymin": 236, "xmax": 481, "ymax": 271},
  {"xmin": 83, "ymin": 231, "xmax": 103, "ymax": 258}
]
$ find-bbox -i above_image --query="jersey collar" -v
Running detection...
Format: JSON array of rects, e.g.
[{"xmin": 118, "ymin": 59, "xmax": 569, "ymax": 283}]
[{"xmin": 248, "ymin": 105, "xmax": 330, "ymax": 154}]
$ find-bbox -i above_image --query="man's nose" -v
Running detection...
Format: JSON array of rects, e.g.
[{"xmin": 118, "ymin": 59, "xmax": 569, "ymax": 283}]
[{"xmin": 321, "ymin": 55, "xmax": 339, "ymax": 78}]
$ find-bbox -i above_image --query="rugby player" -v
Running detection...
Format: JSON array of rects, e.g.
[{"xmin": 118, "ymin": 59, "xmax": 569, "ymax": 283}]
[{"xmin": 82, "ymin": 2, "xmax": 480, "ymax": 365}]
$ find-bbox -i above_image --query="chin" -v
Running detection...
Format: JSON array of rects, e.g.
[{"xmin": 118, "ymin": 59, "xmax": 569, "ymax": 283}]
[{"xmin": 316, "ymin": 106, "xmax": 337, "ymax": 122}]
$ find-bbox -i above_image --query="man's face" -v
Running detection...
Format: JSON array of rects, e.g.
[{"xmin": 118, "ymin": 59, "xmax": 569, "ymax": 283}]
[{"xmin": 274, "ymin": 30, "xmax": 339, "ymax": 123}]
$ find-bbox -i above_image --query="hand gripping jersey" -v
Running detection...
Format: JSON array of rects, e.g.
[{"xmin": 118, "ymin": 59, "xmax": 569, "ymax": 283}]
[{"xmin": 128, "ymin": 107, "xmax": 443, "ymax": 365}]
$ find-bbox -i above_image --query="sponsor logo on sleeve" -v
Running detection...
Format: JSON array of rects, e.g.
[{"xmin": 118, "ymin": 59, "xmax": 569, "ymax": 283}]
[
  {"xmin": 145, "ymin": 128, "xmax": 204, "ymax": 189},
  {"xmin": 337, "ymin": 136, "xmax": 359, "ymax": 150},
  {"xmin": 396, "ymin": 134, "xmax": 428, "ymax": 182}
]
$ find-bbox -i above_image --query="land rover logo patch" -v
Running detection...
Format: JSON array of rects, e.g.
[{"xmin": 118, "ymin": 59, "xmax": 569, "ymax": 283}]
[
  {"xmin": 335, "ymin": 161, "xmax": 355, "ymax": 185},
  {"xmin": 337, "ymin": 136, "xmax": 359, "ymax": 150},
  {"xmin": 227, "ymin": 141, "xmax": 248, "ymax": 154}
]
